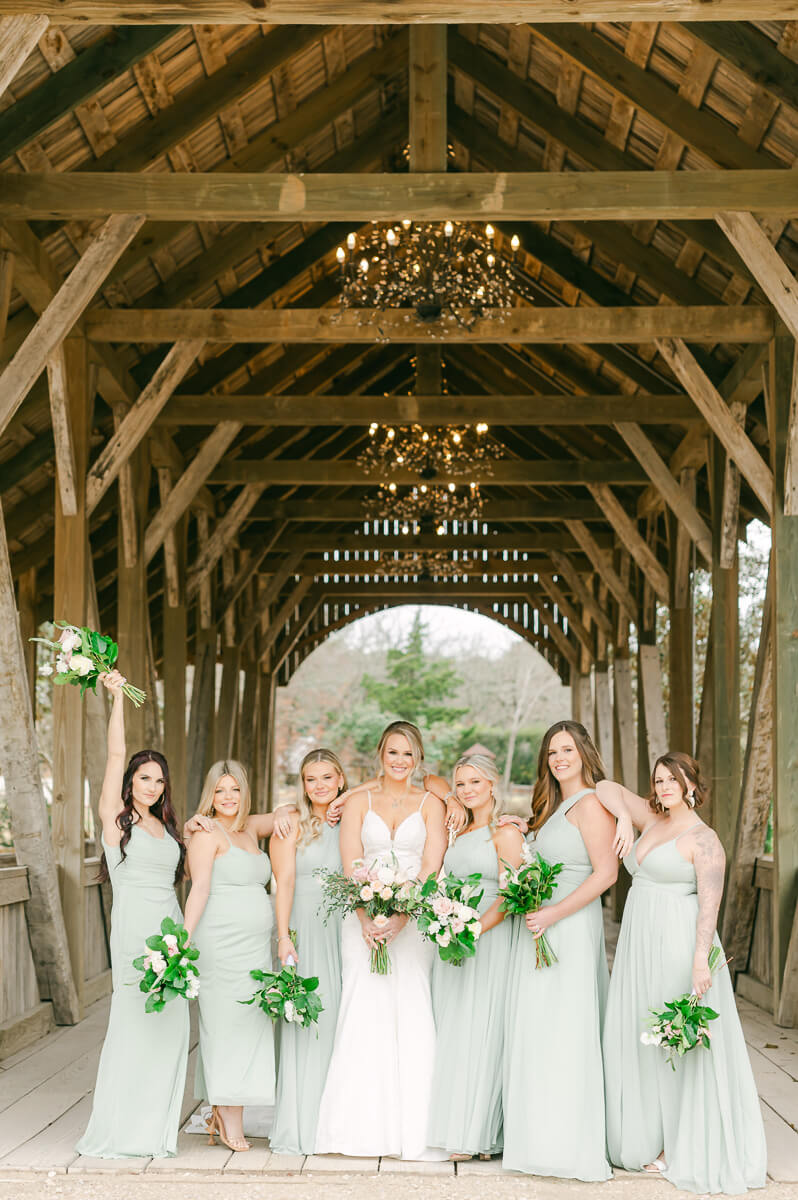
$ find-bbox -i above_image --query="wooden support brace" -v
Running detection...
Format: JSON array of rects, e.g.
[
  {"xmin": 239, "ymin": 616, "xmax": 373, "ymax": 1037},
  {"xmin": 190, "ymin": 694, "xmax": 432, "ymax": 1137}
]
[
  {"xmin": 186, "ymin": 483, "xmax": 265, "ymax": 602},
  {"xmin": 586, "ymin": 482, "xmax": 668, "ymax": 601},
  {"xmin": 46, "ymin": 344, "xmax": 78, "ymax": 517},
  {"xmin": 719, "ymin": 401, "xmax": 746, "ymax": 570},
  {"xmin": 0, "ymin": 15, "xmax": 48, "ymax": 99},
  {"xmin": 0, "ymin": 213, "xmax": 145, "ymax": 437},
  {"xmin": 241, "ymin": 549, "xmax": 305, "ymax": 645},
  {"xmin": 549, "ymin": 549, "xmax": 612, "ymax": 640},
  {"xmin": 0, "ymin": 247, "xmax": 13, "ymax": 344},
  {"xmin": 564, "ymin": 519, "xmax": 636, "ymax": 620},
  {"xmin": 259, "ymin": 576, "xmax": 315, "ymax": 661},
  {"xmin": 716, "ymin": 211, "xmax": 798, "ymax": 343}
]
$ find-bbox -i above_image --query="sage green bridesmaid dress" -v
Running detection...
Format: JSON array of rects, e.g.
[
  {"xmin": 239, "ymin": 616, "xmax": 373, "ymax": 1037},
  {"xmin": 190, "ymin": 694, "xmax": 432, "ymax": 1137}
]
[
  {"xmin": 193, "ymin": 826, "xmax": 275, "ymax": 1106},
  {"xmin": 428, "ymin": 824, "xmax": 513, "ymax": 1157},
  {"xmin": 503, "ymin": 788, "xmax": 611, "ymax": 1181},
  {"xmin": 270, "ymin": 822, "xmax": 342, "ymax": 1155},
  {"xmin": 76, "ymin": 826, "xmax": 190, "ymax": 1158},
  {"xmin": 603, "ymin": 828, "xmax": 767, "ymax": 1194}
]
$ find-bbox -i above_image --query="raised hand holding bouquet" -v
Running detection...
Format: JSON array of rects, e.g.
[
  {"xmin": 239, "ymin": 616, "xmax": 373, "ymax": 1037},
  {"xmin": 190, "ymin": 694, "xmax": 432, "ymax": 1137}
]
[
  {"xmin": 415, "ymin": 871, "xmax": 483, "ymax": 966},
  {"xmin": 499, "ymin": 842, "xmax": 564, "ymax": 968},
  {"xmin": 241, "ymin": 965, "xmax": 323, "ymax": 1029},
  {"xmin": 642, "ymin": 945, "xmax": 728, "ymax": 1069},
  {"xmin": 316, "ymin": 855, "xmax": 419, "ymax": 975},
  {"xmin": 33, "ymin": 621, "xmax": 146, "ymax": 706},
  {"xmin": 133, "ymin": 917, "xmax": 199, "ymax": 1013}
]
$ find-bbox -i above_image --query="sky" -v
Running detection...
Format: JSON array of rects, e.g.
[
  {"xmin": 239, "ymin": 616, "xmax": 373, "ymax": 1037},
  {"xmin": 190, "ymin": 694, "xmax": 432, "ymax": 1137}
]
[{"xmin": 338, "ymin": 603, "xmax": 521, "ymax": 658}]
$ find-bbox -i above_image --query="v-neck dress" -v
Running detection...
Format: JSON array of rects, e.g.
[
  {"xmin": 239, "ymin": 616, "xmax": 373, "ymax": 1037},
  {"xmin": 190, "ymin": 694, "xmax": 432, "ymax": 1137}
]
[
  {"xmin": 602, "ymin": 828, "xmax": 767, "ymax": 1193},
  {"xmin": 76, "ymin": 825, "xmax": 189, "ymax": 1158},
  {"xmin": 193, "ymin": 826, "xmax": 275, "ymax": 1106},
  {"xmin": 502, "ymin": 788, "xmax": 611, "ymax": 1181}
]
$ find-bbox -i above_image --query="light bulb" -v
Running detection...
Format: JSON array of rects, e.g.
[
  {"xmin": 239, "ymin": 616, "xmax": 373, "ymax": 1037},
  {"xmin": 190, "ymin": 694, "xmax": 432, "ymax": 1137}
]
[
  {"xmin": 386, "ymin": 228, "xmax": 398, "ymax": 246},
  {"xmin": 387, "ymin": 427, "xmax": 395, "ymax": 440},
  {"xmin": 444, "ymin": 221, "xmax": 454, "ymax": 237},
  {"xmin": 369, "ymin": 422, "xmax": 378, "ymax": 434},
  {"xmin": 388, "ymin": 482, "xmax": 397, "ymax": 492},
  {"xmin": 346, "ymin": 232, "xmax": 356, "ymax": 250},
  {"xmin": 396, "ymin": 455, "xmax": 404, "ymax": 464},
  {"xmin": 359, "ymin": 258, "xmax": 369, "ymax": 274},
  {"xmin": 511, "ymin": 234, "xmax": 520, "ymax": 252},
  {"xmin": 336, "ymin": 246, "xmax": 345, "ymax": 263},
  {"xmin": 437, "ymin": 524, "xmax": 446, "ymax": 536},
  {"xmin": 452, "ymin": 432, "xmax": 461, "ymax": 444},
  {"xmin": 402, "ymin": 219, "xmax": 411, "ymax": 229},
  {"xmin": 422, "ymin": 432, "xmax": 430, "ymax": 442},
  {"xmin": 485, "ymin": 224, "xmax": 495, "ymax": 239},
  {"xmin": 486, "ymin": 254, "xmax": 495, "ymax": 267},
  {"xmin": 420, "ymin": 484, "xmax": 428, "ymax": 494},
  {"xmin": 448, "ymin": 482, "xmax": 456, "ymax": 493}
]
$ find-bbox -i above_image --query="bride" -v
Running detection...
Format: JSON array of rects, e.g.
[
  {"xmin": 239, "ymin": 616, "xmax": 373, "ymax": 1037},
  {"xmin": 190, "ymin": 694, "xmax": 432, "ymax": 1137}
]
[{"xmin": 315, "ymin": 721, "xmax": 447, "ymax": 1160}]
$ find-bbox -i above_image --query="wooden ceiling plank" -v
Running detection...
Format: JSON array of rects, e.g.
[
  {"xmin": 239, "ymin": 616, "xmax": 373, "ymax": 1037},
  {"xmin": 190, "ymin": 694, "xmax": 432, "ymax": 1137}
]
[
  {"xmin": 716, "ymin": 211, "xmax": 798, "ymax": 344},
  {"xmin": 0, "ymin": 15, "xmax": 47, "ymax": 100},
  {"xmin": 682, "ymin": 21, "xmax": 798, "ymax": 116},
  {"xmin": 656, "ymin": 335, "xmax": 774, "ymax": 515},
  {"xmin": 0, "ymin": 212, "xmax": 144, "ymax": 437},
  {"xmin": 3, "ymin": 169, "xmax": 798, "ymax": 222},
  {"xmin": 83, "ymin": 304, "xmax": 774, "ymax": 345},
  {"xmin": 208, "ymin": 458, "xmax": 649, "ymax": 486}
]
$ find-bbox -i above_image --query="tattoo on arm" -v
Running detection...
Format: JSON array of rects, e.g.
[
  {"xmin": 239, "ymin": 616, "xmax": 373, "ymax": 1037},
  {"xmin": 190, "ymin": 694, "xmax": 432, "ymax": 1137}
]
[{"xmin": 693, "ymin": 828, "xmax": 725, "ymax": 958}]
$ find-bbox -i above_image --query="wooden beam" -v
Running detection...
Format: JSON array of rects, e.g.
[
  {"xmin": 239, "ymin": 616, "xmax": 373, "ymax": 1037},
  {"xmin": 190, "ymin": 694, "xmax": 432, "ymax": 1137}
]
[
  {"xmin": 586, "ymin": 483, "xmax": 669, "ymax": 602},
  {"xmin": 210, "ymin": 458, "xmax": 648, "ymax": 486},
  {"xmin": 0, "ymin": 496, "xmax": 80, "ymax": 1023},
  {"xmin": 0, "ymin": 213, "xmax": 145, "ymax": 436},
  {"xmin": 45, "ymin": 345, "xmax": 78, "ymax": 519},
  {"xmin": 656, "ymin": 337, "xmax": 774, "ymax": 516},
  {"xmin": 615, "ymin": 422, "xmax": 712, "ymax": 564},
  {"xmin": 85, "ymin": 340, "xmax": 203, "ymax": 514},
  {"xmin": 259, "ymin": 575, "xmax": 315, "ymax": 661},
  {"xmin": 186, "ymin": 484, "xmax": 264, "ymax": 603},
  {"xmin": 276, "ymin": 531, "xmax": 610, "ymax": 554},
  {"xmin": 218, "ymin": 521, "xmax": 288, "ymax": 624},
  {"xmin": 787, "ymin": 347, "xmax": 798, "ymax": 517},
  {"xmin": 1, "ymin": 2, "xmax": 795, "ymax": 22},
  {"xmin": 0, "ymin": 15, "xmax": 47, "ymax": 99},
  {"xmin": 548, "ymin": 550, "xmax": 613, "ymax": 639},
  {"xmin": 716, "ymin": 212, "xmax": 798, "ymax": 344},
  {"xmin": 143, "ymin": 421, "xmax": 238, "ymax": 563},
  {"xmin": 159, "ymin": 391, "xmax": 698, "ymax": 426},
  {"xmin": 3, "ymin": 170, "xmax": 798, "ymax": 222},
  {"xmin": 719, "ymin": 401, "xmax": 746, "ymax": 570},
  {"xmin": 564, "ymin": 519, "xmax": 636, "ymax": 619},
  {"xmin": 247, "ymin": 498, "xmax": 602, "ymax": 522},
  {"xmin": 0, "ymin": 248, "xmax": 12, "ymax": 345},
  {"xmin": 409, "ymin": 25, "xmax": 446, "ymax": 172},
  {"xmin": 241, "ymin": 549, "xmax": 305, "ymax": 644}
]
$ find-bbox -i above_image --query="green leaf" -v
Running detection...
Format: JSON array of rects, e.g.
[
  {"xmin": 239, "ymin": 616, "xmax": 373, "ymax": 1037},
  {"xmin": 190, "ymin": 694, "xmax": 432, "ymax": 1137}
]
[{"xmin": 146, "ymin": 935, "xmax": 165, "ymax": 951}]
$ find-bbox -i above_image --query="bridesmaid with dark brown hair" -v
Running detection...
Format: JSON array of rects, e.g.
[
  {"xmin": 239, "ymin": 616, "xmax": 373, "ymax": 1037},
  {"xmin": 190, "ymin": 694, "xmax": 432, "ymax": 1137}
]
[{"xmin": 77, "ymin": 669, "xmax": 189, "ymax": 1160}]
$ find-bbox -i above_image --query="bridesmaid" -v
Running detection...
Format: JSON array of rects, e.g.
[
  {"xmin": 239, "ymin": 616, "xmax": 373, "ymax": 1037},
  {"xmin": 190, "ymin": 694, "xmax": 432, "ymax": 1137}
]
[
  {"xmin": 269, "ymin": 748, "xmax": 346, "ymax": 1155},
  {"xmin": 183, "ymin": 760, "xmax": 275, "ymax": 1153},
  {"xmin": 428, "ymin": 753, "xmax": 524, "ymax": 1162},
  {"xmin": 503, "ymin": 720, "xmax": 617, "ymax": 1181},
  {"xmin": 77, "ymin": 669, "xmax": 189, "ymax": 1159},
  {"xmin": 596, "ymin": 753, "xmax": 767, "ymax": 1194}
]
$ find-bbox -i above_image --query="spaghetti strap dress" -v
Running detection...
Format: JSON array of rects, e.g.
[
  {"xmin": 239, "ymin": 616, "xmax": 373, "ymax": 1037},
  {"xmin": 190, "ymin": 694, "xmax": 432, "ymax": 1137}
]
[
  {"xmin": 76, "ymin": 826, "xmax": 189, "ymax": 1158},
  {"xmin": 502, "ymin": 788, "xmax": 611, "ymax": 1181},
  {"xmin": 270, "ymin": 822, "xmax": 343, "ymax": 1154},
  {"xmin": 603, "ymin": 825, "xmax": 767, "ymax": 1194},
  {"xmin": 428, "ymin": 823, "xmax": 512, "ymax": 1157},
  {"xmin": 193, "ymin": 825, "xmax": 275, "ymax": 1106}
]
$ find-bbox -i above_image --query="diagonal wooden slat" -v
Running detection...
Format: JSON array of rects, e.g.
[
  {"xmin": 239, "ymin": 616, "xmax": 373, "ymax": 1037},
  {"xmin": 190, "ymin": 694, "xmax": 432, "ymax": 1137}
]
[{"xmin": 0, "ymin": 15, "xmax": 48, "ymax": 100}]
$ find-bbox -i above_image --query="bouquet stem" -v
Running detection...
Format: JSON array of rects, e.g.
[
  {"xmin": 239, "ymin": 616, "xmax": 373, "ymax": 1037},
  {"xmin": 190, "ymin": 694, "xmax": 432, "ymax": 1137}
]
[
  {"xmin": 371, "ymin": 942, "xmax": 391, "ymax": 975},
  {"xmin": 534, "ymin": 932, "xmax": 558, "ymax": 969}
]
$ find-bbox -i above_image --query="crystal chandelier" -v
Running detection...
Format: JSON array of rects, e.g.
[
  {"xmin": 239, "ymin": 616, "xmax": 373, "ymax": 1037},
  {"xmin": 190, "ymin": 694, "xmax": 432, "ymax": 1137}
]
[
  {"xmin": 357, "ymin": 422, "xmax": 504, "ymax": 531},
  {"xmin": 367, "ymin": 547, "xmax": 477, "ymax": 580},
  {"xmin": 336, "ymin": 220, "xmax": 520, "ymax": 328}
]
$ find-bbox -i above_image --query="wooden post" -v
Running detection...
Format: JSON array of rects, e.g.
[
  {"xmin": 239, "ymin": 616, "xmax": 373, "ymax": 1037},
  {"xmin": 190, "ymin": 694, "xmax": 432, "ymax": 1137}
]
[
  {"xmin": 570, "ymin": 663, "xmax": 592, "ymax": 727},
  {"xmin": 256, "ymin": 667, "xmax": 276, "ymax": 814},
  {"xmin": 237, "ymin": 647, "xmax": 259, "ymax": 776},
  {"xmin": 768, "ymin": 332, "xmax": 798, "ymax": 1024},
  {"xmin": 117, "ymin": 444, "xmax": 149, "ymax": 752},
  {"xmin": 613, "ymin": 644, "xmax": 636, "ymax": 789},
  {"xmin": 0, "ymin": 497, "xmax": 80, "ymax": 1024},
  {"xmin": 16, "ymin": 566, "xmax": 36, "ymax": 709},
  {"xmin": 186, "ymin": 628, "xmax": 216, "ymax": 814},
  {"xmin": 709, "ymin": 434, "xmax": 741, "ymax": 858},
  {"xmin": 50, "ymin": 335, "xmax": 89, "ymax": 1015},
  {"xmin": 668, "ymin": 510, "xmax": 694, "ymax": 754}
]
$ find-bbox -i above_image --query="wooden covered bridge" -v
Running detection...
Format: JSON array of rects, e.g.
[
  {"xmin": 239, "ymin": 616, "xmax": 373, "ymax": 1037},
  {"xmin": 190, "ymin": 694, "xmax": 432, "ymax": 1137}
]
[{"xmin": 0, "ymin": 1, "xmax": 797, "ymax": 1178}]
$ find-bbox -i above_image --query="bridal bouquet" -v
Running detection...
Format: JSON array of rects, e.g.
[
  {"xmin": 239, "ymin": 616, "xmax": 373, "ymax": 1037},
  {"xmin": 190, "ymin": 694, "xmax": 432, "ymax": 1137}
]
[
  {"xmin": 316, "ymin": 855, "xmax": 419, "ymax": 975},
  {"xmin": 415, "ymin": 871, "xmax": 483, "ymax": 967},
  {"xmin": 641, "ymin": 946, "xmax": 728, "ymax": 1069},
  {"xmin": 499, "ymin": 843, "xmax": 564, "ymax": 968},
  {"xmin": 241, "ymin": 966, "xmax": 323, "ymax": 1029},
  {"xmin": 132, "ymin": 917, "xmax": 199, "ymax": 1013},
  {"xmin": 32, "ymin": 621, "xmax": 146, "ymax": 707}
]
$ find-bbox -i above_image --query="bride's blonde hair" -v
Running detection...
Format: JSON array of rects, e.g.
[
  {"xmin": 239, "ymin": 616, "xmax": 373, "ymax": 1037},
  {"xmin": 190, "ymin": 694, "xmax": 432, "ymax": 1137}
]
[{"xmin": 297, "ymin": 748, "xmax": 347, "ymax": 846}]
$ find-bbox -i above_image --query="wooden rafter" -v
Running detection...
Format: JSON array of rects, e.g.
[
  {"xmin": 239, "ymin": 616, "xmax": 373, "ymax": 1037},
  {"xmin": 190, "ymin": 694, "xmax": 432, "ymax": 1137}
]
[{"xmin": 0, "ymin": 14, "xmax": 47, "ymax": 99}]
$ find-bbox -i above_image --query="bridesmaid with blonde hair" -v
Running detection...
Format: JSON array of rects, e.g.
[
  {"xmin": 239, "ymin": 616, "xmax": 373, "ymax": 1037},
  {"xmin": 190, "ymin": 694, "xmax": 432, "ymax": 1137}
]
[
  {"xmin": 183, "ymin": 760, "xmax": 277, "ymax": 1153},
  {"xmin": 597, "ymin": 753, "xmax": 767, "ymax": 1193},
  {"xmin": 503, "ymin": 720, "xmax": 617, "ymax": 1181},
  {"xmin": 269, "ymin": 748, "xmax": 346, "ymax": 1155},
  {"xmin": 76, "ymin": 670, "xmax": 189, "ymax": 1159},
  {"xmin": 428, "ymin": 753, "xmax": 524, "ymax": 1162}
]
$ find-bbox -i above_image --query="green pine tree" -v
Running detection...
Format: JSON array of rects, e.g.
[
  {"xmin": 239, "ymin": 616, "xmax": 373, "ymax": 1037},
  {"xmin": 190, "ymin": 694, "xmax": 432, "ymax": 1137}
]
[{"xmin": 361, "ymin": 612, "xmax": 468, "ymax": 728}]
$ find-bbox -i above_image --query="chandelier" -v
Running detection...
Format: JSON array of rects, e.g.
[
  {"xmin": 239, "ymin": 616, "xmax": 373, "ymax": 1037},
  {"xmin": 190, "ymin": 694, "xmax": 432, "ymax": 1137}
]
[
  {"xmin": 335, "ymin": 220, "xmax": 520, "ymax": 328},
  {"xmin": 367, "ymin": 547, "xmax": 478, "ymax": 580},
  {"xmin": 357, "ymin": 422, "xmax": 504, "ymax": 531}
]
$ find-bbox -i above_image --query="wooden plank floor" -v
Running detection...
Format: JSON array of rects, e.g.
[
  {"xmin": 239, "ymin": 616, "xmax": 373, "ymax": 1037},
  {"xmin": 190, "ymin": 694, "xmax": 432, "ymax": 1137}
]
[{"xmin": 1, "ymin": 990, "xmax": 796, "ymax": 1184}]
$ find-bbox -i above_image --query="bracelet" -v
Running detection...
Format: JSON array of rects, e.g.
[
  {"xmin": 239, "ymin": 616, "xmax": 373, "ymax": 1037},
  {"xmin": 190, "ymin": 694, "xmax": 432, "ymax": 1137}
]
[{"xmin": 278, "ymin": 935, "xmax": 293, "ymax": 943}]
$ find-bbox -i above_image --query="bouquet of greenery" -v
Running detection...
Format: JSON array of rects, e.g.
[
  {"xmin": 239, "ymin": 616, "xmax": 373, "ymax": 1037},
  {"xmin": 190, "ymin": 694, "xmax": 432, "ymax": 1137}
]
[
  {"xmin": 241, "ymin": 966, "xmax": 323, "ymax": 1029},
  {"xmin": 641, "ymin": 946, "xmax": 728, "ymax": 1069},
  {"xmin": 316, "ymin": 854, "xmax": 420, "ymax": 975},
  {"xmin": 132, "ymin": 917, "xmax": 199, "ymax": 1013},
  {"xmin": 499, "ymin": 843, "xmax": 564, "ymax": 968},
  {"xmin": 32, "ymin": 621, "xmax": 146, "ymax": 706},
  {"xmin": 415, "ymin": 871, "xmax": 483, "ymax": 967}
]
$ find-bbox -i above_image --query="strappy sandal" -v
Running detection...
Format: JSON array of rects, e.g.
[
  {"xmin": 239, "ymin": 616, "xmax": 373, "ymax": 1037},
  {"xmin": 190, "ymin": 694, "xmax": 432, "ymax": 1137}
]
[
  {"xmin": 207, "ymin": 1105, "xmax": 250, "ymax": 1152},
  {"xmin": 449, "ymin": 1152, "xmax": 472, "ymax": 1162},
  {"xmin": 643, "ymin": 1156, "xmax": 666, "ymax": 1173}
]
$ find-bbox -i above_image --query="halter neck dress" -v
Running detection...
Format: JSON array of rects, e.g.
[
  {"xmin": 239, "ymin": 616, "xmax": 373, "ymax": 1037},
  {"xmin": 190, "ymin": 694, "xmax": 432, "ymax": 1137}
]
[
  {"xmin": 270, "ymin": 821, "xmax": 342, "ymax": 1155},
  {"xmin": 76, "ymin": 825, "xmax": 189, "ymax": 1158},
  {"xmin": 603, "ymin": 824, "xmax": 767, "ymax": 1194},
  {"xmin": 315, "ymin": 791, "xmax": 446, "ymax": 1160},
  {"xmin": 192, "ymin": 823, "xmax": 275, "ymax": 1107},
  {"xmin": 503, "ymin": 788, "xmax": 611, "ymax": 1180},
  {"xmin": 428, "ymin": 823, "xmax": 515, "ymax": 1157}
]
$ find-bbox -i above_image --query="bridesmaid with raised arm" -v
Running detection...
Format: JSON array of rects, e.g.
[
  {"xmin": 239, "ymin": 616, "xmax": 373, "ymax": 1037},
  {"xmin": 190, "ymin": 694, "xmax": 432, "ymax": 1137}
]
[
  {"xmin": 503, "ymin": 721, "xmax": 617, "ymax": 1181},
  {"xmin": 269, "ymin": 748, "xmax": 346, "ymax": 1155},
  {"xmin": 183, "ymin": 761, "xmax": 276, "ymax": 1154},
  {"xmin": 596, "ymin": 753, "xmax": 767, "ymax": 1194},
  {"xmin": 77, "ymin": 670, "xmax": 189, "ymax": 1160},
  {"xmin": 428, "ymin": 753, "xmax": 524, "ymax": 1162}
]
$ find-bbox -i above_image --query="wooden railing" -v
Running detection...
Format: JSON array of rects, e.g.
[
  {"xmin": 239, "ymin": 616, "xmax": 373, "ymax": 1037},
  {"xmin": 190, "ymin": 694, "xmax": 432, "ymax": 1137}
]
[{"xmin": 735, "ymin": 855, "xmax": 775, "ymax": 1013}]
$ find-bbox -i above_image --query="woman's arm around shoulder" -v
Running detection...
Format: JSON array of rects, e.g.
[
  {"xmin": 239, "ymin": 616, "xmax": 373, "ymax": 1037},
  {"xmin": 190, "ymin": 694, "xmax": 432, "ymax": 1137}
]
[
  {"xmin": 595, "ymin": 778, "xmax": 652, "ymax": 851},
  {"xmin": 270, "ymin": 813, "xmax": 300, "ymax": 965},
  {"xmin": 183, "ymin": 828, "xmax": 221, "ymax": 938},
  {"xmin": 246, "ymin": 806, "xmax": 297, "ymax": 841},
  {"xmin": 492, "ymin": 821, "xmax": 525, "ymax": 870},
  {"xmin": 418, "ymin": 793, "xmax": 447, "ymax": 881},
  {"xmin": 269, "ymin": 811, "xmax": 300, "ymax": 876},
  {"xmin": 339, "ymin": 789, "xmax": 369, "ymax": 875}
]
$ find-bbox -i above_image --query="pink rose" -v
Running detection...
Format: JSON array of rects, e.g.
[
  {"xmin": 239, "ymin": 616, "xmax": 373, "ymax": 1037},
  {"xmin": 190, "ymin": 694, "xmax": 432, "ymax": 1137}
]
[
  {"xmin": 451, "ymin": 918, "xmax": 465, "ymax": 934},
  {"xmin": 360, "ymin": 885, "xmax": 374, "ymax": 901},
  {"xmin": 379, "ymin": 886, "xmax": 393, "ymax": 901},
  {"xmin": 352, "ymin": 865, "xmax": 369, "ymax": 883},
  {"xmin": 372, "ymin": 914, "xmax": 389, "ymax": 929},
  {"xmin": 432, "ymin": 895, "xmax": 454, "ymax": 917}
]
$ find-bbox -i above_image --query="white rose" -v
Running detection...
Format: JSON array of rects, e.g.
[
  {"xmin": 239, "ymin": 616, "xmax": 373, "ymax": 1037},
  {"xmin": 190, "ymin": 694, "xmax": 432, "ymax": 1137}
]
[
  {"xmin": 379, "ymin": 886, "xmax": 393, "ymax": 901},
  {"xmin": 58, "ymin": 628, "xmax": 82, "ymax": 654},
  {"xmin": 69, "ymin": 654, "xmax": 94, "ymax": 677},
  {"xmin": 377, "ymin": 866, "xmax": 395, "ymax": 886},
  {"xmin": 186, "ymin": 977, "xmax": 200, "ymax": 999},
  {"xmin": 55, "ymin": 654, "xmax": 72, "ymax": 675},
  {"xmin": 163, "ymin": 934, "xmax": 179, "ymax": 955},
  {"xmin": 360, "ymin": 885, "xmax": 374, "ymax": 901},
  {"xmin": 451, "ymin": 918, "xmax": 465, "ymax": 934},
  {"xmin": 428, "ymin": 920, "xmax": 441, "ymax": 935},
  {"xmin": 436, "ymin": 929, "xmax": 452, "ymax": 947},
  {"xmin": 284, "ymin": 1000, "xmax": 296, "ymax": 1023},
  {"xmin": 469, "ymin": 921, "xmax": 482, "ymax": 937},
  {"xmin": 149, "ymin": 951, "xmax": 167, "ymax": 975}
]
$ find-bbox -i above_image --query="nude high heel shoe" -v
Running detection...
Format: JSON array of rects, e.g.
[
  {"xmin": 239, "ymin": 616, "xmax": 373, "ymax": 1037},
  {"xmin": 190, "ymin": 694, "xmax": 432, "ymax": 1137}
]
[{"xmin": 207, "ymin": 1105, "xmax": 250, "ymax": 1152}]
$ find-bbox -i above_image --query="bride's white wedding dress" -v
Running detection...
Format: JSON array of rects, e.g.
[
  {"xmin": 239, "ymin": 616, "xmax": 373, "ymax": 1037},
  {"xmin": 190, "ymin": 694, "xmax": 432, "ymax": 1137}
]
[{"xmin": 315, "ymin": 792, "xmax": 445, "ymax": 1160}]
